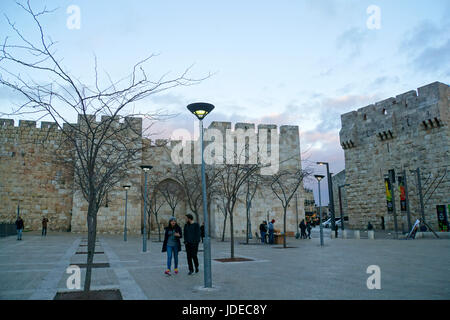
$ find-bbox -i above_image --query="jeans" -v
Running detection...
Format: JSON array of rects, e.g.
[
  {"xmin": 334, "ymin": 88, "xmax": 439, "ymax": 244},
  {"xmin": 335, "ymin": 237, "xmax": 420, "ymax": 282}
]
[
  {"xmin": 17, "ymin": 228, "xmax": 23, "ymax": 240},
  {"xmin": 166, "ymin": 245, "xmax": 179, "ymax": 270},
  {"xmin": 260, "ymin": 231, "xmax": 266, "ymax": 243},
  {"xmin": 269, "ymin": 231, "xmax": 274, "ymax": 244},
  {"xmin": 42, "ymin": 227, "xmax": 47, "ymax": 236},
  {"xmin": 185, "ymin": 242, "xmax": 199, "ymax": 272}
]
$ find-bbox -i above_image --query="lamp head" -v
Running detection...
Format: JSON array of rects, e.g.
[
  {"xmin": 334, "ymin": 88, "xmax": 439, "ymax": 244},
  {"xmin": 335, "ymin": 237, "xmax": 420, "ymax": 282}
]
[
  {"xmin": 314, "ymin": 174, "xmax": 325, "ymax": 182},
  {"xmin": 123, "ymin": 185, "xmax": 131, "ymax": 190},
  {"xmin": 316, "ymin": 161, "xmax": 327, "ymax": 166},
  {"xmin": 140, "ymin": 165, "xmax": 153, "ymax": 172},
  {"xmin": 187, "ymin": 102, "xmax": 215, "ymax": 120}
]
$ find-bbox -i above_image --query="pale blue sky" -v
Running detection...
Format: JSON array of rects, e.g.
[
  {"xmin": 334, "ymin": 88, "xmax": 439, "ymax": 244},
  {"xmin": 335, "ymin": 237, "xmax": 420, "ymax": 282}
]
[{"xmin": 1, "ymin": 0, "xmax": 449, "ymax": 204}]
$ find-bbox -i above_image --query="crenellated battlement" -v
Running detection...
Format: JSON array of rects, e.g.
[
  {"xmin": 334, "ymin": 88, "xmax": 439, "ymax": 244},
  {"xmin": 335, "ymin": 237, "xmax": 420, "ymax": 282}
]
[
  {"xmin": 0, "ymin": 114, "xmax": 143, "ymax": 135},
  {"xmin": 340, "ymin": 81, "xmax": 449, "ymax": 149}
]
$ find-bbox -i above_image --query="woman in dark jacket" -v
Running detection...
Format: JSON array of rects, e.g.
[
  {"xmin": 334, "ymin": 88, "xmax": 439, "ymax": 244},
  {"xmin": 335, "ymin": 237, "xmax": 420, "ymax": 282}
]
[{"xmin": 162, "ymin": 217, "xmax": 182, "ymax": 275}]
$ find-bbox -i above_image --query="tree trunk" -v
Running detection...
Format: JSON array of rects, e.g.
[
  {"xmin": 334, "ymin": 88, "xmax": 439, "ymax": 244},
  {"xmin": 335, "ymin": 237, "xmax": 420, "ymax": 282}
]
[
  {"xmin": 156, "ymin": 214, "xmax": 161, "ymax": 242},
  {"xmin": 230, "ymin": 212, "xmax": 234, "ymax": 258},
  {"xmin": 221, "ymin": 211, "xmax": 227, "ymax": 242},
  {"xmin": 194, "ymin": 211, "xmax": 199, "ymax": 223},
  {"xmin": 246, "ymin": 203, "xmax": 249, "ymax": 244},
  {"xmin": 283, "ymin": 206, "xmax": 287, "ymax": 248},
  {"xmin": 84, "ymin": 201, "xmax": 98, "ymax": 292},
  {"xmin": 147, "ymin": 212, "xmax": 151, "ymax": 240}
]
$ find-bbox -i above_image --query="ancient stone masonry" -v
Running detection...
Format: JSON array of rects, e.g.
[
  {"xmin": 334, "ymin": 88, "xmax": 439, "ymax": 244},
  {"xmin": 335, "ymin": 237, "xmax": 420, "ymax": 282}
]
[
  {"xmin": 0, "ymin": 119, "xmax": 74, "ymax": 231},
  {"xmin": 339, "ymin": 82, "xmax": 449, "ymax": 231},
  {"xmin": 1, "ymin": 116, "xmax": 305, "ymax": 237}
]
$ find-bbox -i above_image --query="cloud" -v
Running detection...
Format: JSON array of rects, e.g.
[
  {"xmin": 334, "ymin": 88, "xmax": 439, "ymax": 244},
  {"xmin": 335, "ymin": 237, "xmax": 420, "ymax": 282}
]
[
  {"xmin": 401, "ymin": 19, "xmax": 450, "ymax": 75},
  {"xmin": 336, "ymin": 27, "xmax": 370, "ymax": 58},
  {"xmin": 370, "ymin": 76, "xmax": 400, "ymax": 88},
  {"xmin": 412, "ymin": 39, "xmax": 450, "ymax": 74}
]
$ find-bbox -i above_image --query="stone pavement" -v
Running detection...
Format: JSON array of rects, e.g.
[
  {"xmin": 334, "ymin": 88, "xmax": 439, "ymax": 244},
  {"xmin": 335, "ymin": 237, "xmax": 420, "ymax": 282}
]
[{"xmin": 0, "ymin": 230, "xmax": 449, "ymax": 300}]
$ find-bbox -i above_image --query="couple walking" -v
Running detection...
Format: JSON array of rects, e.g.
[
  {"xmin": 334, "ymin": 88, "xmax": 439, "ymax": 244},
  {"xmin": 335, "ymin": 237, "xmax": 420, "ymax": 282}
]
[{"xmin": 161, "ymin": 214, "xmax": 201, "ymax": 276}]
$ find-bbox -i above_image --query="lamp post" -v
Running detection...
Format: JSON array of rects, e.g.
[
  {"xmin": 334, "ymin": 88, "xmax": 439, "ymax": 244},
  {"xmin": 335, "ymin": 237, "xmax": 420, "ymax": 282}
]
[
  {"xmin": 187, "ymin": 102, "xmax": 214, "ymax": 288},
  {"xmin": 123, "ymin": 185, "xmax": 131, "ymax": 242},
  {"xmin": 317, "ymin": 162, "xmax": 335, "ymax": 231},
  {"xmin": 314, "ymin": 174, "xmax": 325, "ymax": 247},
  {"xmin": 338, "ymin": 184, "xmax": 350, "ymax": 231},
  {"xmin": 140, "ymin": 165, "xmax": 153, "ymax": 252}
]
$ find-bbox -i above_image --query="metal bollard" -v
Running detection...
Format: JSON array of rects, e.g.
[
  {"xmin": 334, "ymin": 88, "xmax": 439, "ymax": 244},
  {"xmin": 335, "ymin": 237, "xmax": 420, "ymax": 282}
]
[{"xmin": 354, "ymin": 230, "xmax": 360, "ymax": 239}]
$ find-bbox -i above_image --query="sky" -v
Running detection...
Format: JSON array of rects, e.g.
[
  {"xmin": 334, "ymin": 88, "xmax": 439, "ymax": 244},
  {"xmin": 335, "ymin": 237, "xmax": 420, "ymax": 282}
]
[{"xmin": 0, "ymin": 0, "xmax": 449, "ymax": 205}]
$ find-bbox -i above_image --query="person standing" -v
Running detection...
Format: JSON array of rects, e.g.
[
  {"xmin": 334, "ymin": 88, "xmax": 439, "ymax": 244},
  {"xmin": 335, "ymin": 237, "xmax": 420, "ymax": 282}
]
[
  {"xmin": 15, "ymin": 216, "xmax": 24, "ymax": 240},
  {"xmin": 162, "ymin": 217, "xmax": 182, "ymax": 276},
  {"xmin": 259, "ymin": 221, "xmax": 268, "ymax": 244},
  {"xmin": 200, "ymin": 222, "xmax": 205, "ymax": 243},
  {"xmin": 183, "ymin": 214, "xmax": 201, "ymax": 275},
  {"xmin": 268, "ymin": 219, "xmax": 275, "ymax": 244},
  {"xmin": 299, "ymin": 219, "xmax": 307, "ymax": 239},
  {"xmin": 42, "ymin": 216, "xmax": 49, "ymax": 236},
  {"xmin": 306, "ymin": 221, "xmax": 312, "ymax": 239}
]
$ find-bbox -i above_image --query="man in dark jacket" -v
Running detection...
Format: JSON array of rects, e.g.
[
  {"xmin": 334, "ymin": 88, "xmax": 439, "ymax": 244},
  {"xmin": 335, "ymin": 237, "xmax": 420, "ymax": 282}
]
[
  {"xmin": 42, "ymin": 216, "xmax": 49, "ymax": 236},
  {"xmin": 200, "ymin": 222, "xmax": 205, "ymax": 243},
  {"xmin": 15, "ymin": 216, "xmax": 24, "ymax": 240},
  {"xmin": 259, "ymin": 221, "xmax": 268, "ymax": 244},
  {"xmin": 299, "ymin": 219, "xmax": 307, "ymax": 239},
  {"xmin": 184, "ymin": 214, "xmax": 201, "ymax": 275}
]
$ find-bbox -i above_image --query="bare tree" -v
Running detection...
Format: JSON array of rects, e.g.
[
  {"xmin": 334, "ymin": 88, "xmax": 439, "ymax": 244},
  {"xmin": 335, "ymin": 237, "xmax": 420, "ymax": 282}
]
[
  {"xmin": 141, "ymin": 186, "xmax": 165, "ymax": 241},
  {"xmin": 0, "ymin": 1, "xmax": 206, "ymax": 293},
  {"xmin": 267, "ymin": 169, "xmax": 310, "ymax": 248},
  {"xmin": 245, "ymin": 169, "xmax": 260, "ymax": 244},
  {"xmin": 176, "ymin": 164, "xmax": 203, "ymax": 221},
  {"xmin": 218, "ymin": 159, "xmax": 261, "ymax": 258},
  {"xmin": 158, "ymin": 179, "xmax": 185, "ymax": 216}
]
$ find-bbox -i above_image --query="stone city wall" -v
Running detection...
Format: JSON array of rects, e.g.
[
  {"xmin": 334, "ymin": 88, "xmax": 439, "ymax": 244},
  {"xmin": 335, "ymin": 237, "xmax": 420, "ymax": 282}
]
[{"xmin": 339, "ymin": 82, "xmax": 449, "ymax": 231}]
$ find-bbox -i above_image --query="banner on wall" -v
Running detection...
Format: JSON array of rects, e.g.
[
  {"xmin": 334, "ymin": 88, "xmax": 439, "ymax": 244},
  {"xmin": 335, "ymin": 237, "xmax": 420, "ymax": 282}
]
[
  {"xmin": 437, "ymin": 205, "xmax": 449, "ymax": 232},
  {"xmin": 398, "ymin": 176, "xmax": 407, "ymax": 212},
  {"xmin": 384, "ymin": 178, "xmax": 393, "ymax": 213}
]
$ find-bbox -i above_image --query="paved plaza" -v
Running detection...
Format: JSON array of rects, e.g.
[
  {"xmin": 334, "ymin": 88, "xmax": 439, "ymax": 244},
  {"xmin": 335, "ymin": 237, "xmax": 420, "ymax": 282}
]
[{"xmin": 0, "ymin": 229, "xmax": 449, "ymax": 300}]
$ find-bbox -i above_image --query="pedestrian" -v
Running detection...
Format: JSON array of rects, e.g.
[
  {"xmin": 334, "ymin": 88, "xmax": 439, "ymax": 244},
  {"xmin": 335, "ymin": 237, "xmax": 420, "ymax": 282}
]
[
  {"xmin": 335, "ymin": 224, "xmax": 339, "ymax": 238},
  {"xmin": 15, "ymin": 216, "xmax": 24, "ymax": 240},
  {"xmin": 162, "ymin": 217, "xmax": 182, "ymax": 276},
  {"xmin": 367, "ymin": 221, "xmax": 374, "ymax": 231},
  {"xmin": 306, "ymin": 221, "xmax": 312, "ymax": 239},
  {"xmin": 200, "ymin": 222, "xmax": 205, "ymax": 243},
  {"xmin": 183, "ymin": 214, "xmax": 201, "ymax": 275},
  {"xmin": 259, "ymin": 221, "xmax": 268, "ymax": 244},
  {"xmin": 268, "ymin": 219, "xmax": 275, "ymax": 244},
  {"xmin": 299, "ymin": 219, "xmax": 307, "ymax": 239},
  {"xmin": 42, "ymin": 216, "xmax": 49, "ymax": 236}
]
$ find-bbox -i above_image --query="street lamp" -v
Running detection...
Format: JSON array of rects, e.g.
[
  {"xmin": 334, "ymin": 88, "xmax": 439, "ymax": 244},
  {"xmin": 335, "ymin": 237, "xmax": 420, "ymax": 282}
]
[
  {"xmin": 123, "ymin": 185, "xmax": 131, "ymax": 242},
  {"xmin": 338, "ymin": 184, "xmax": 350, "ymax": 231},
  {"xmin": 314, "ymin": 174, "xmax": 325, "ymax": 247},
  {"xmin": 140, "ymin": 165, "xmax": 153, "ymax": 252},
  {"xmin": 187, "ymin": 102, "xmax": 214, "ymax": 288},
  {"xmin": 317, "ymin": 162, "xmax": 336, "ymax": 231}
]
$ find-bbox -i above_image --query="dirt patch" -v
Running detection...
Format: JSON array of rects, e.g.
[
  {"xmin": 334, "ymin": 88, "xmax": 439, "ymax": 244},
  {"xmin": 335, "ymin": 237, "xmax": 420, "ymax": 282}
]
[
  {"xmin": 72, "ymin": 263, "xmax": 110, "ymax": 268},
  {"xmin": 54, "ymin": 289, "xmax": 122, "ymax": 300},
  {"xmin": 272, "ymin": 246, "xmax": 298, "ymax": 249},
  {"xmin": 75, "ymin": 251, "xmax": 104, "ymax": 254},
  {"xmin": 214, "ymin": 257, "xmax": 254, "ymax": 262}
]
